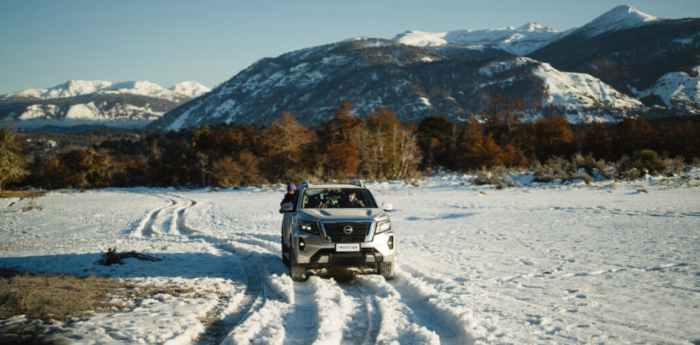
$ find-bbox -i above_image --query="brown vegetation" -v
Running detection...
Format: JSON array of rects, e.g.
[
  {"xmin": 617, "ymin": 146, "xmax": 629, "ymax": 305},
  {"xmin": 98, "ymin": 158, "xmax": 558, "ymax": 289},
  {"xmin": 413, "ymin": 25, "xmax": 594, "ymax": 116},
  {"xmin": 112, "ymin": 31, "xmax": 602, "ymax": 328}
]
[
  {"xmin": 0, "ymin": 273, "xmax": 132, "ymax": 322},
  {"xmin": 0, "ymin": 190, "xmax": 46, "ymax": 199},
  {"xmin": 0, "ymin": 270, "xmax": 217, "ymax": 324},
  {"xmin": 2, "ymin": 97, "xmax": 700, "ymax": 191}
]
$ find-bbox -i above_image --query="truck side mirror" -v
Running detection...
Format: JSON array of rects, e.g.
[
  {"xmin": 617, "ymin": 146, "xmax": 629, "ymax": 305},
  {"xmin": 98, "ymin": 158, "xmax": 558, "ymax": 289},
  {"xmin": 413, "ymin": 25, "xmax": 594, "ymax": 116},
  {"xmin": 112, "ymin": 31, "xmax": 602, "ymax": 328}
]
[
  {"xmin": 281, "ymin": 202, "xmax": 293, "ymax": 212},
  {"xmin": 381, "ymin": 202, "xmax": 393, "ymax": 212}
]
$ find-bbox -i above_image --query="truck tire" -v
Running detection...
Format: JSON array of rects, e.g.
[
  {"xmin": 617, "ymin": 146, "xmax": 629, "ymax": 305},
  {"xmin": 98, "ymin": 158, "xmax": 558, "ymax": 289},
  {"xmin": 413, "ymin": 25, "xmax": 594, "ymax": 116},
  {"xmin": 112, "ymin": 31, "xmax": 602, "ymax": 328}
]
[
  {"xmin": 281, "ymin": 241, "xmax": 291, "ymax": 267},
  {"xmin": 290, "ymin": 254, "xmax": 307, "ymax": 282},
  {"xmin": 378, "ymin": 261, "xmax": 395, "ymax": 280}
]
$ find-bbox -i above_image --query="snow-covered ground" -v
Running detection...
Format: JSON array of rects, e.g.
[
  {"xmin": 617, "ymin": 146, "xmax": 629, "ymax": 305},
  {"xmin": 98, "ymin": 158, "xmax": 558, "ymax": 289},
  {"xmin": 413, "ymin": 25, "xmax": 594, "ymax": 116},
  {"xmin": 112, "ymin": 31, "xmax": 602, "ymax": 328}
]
[{"xmin": 1, "ymin": 172, "xmax": 699, "ymax": 344}]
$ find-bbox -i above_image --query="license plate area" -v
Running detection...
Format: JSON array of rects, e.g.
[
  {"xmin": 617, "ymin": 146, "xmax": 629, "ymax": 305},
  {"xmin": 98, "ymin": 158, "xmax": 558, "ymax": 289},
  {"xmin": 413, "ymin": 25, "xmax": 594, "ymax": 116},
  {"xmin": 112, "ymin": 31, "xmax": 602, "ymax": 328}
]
[{"xmin": 336, "ymin": 243, "xmax": 360, "ymax": 252}]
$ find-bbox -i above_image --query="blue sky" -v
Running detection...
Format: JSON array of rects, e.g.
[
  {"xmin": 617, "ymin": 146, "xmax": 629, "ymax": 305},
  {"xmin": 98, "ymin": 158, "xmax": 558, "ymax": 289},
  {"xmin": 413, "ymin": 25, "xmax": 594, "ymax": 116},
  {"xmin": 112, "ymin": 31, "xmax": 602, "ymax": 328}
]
[{"xmin": 1, "ymin": 0, "xmax": 699, "ymax": 95}]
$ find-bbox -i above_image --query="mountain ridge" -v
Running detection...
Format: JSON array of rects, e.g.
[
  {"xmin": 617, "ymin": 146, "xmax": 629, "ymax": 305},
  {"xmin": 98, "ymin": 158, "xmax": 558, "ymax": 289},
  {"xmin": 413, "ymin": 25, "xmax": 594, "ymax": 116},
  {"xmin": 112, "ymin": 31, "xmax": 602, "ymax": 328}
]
[
  {"xmin": 391, "ymin": 5, "xmax": 658, "ymax": 55},
  {"xmin": 151, "ymin": 40, "xmax": 643, "ymax": 131},
  {"xmin": 0, "ymin": 80, "xmax": 210, "ymax": 129},
  {"xmin": 2, "ymin": 79, "xmax": 210, "ymax": 102}
]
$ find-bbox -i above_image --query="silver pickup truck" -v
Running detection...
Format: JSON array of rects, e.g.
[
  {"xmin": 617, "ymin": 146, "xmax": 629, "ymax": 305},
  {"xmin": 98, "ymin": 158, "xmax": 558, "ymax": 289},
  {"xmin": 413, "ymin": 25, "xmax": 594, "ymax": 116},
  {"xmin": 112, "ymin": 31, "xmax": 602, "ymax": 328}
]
[{"xmin": 280, "ymin": 180, "xmax": 395, "ymax": 281}]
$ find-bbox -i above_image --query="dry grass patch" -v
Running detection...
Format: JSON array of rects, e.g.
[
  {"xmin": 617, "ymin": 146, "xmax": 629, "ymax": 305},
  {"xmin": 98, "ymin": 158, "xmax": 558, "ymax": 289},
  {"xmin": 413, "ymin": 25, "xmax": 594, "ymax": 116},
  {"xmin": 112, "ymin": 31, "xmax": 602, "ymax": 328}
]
[
  {"xmin": 0, "ymin": 273, "xmax": 132, "ymax": 322},
  {"xmin": 0, "ymin": 191, "xmax": 46, "ymax": 200},
  {"xmin": 0, "ymin": 238, "xmax": 42, "ymax": 252},
  {"xmin": 0, "ymin": 270, "xmax": 220, "ymax": 324}
]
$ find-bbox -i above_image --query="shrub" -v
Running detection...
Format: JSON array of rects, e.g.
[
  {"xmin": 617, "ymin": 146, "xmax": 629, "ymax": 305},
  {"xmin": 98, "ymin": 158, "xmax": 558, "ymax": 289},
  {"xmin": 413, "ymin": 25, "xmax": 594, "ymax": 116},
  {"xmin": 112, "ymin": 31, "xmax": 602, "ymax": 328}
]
[
  {"xmin": 616, "ymin": 150, "xmax": 669, "ymax": 179},
  {"xmin": 534, "ymin": 156, "xmax": 593, "ymax": 183},
  {"xmin": 664, "ymin": 156, "xmax": 686, "ymax": 175},
  {"xmin": 212, "ymin": 156, "xmax": 242, "ymax": 188},
  {"xmin": 571, "ymin": 152, "xmax": 608, "ymax": 178},
  {"xmin": 474, "ymin": 166, "xmax": 506, "ymax": 188}
]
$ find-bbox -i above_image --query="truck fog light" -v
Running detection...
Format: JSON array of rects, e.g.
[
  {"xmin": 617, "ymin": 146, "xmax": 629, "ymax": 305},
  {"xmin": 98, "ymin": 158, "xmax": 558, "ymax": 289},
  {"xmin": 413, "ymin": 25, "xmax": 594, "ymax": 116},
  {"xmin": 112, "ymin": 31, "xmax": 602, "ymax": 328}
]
[
  {"xmin": 299, "ymin": 238, "xmax": 306, "ymax": 251},
  {"xmin": 387, "ymin": 236, "xmax": 394, "ymax": 250},
  {"xmin": 319, "ymin": 255, "xmax": 329, "ymax": 263},
  {"xmin": 365, "ymin": 254, "xmax": 375, "ymax": 262}
]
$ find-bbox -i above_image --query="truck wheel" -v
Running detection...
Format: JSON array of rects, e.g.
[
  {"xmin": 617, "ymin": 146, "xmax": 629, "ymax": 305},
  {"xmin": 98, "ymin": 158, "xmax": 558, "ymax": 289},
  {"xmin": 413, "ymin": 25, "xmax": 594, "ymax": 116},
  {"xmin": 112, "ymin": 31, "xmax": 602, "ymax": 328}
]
[
  {"xmin": 290, "ymin": 254, "xmax": 307, "ymax": 282},
  {"xmin": 281, "ymin": 236, "xmax": 291, "ymax": 267},
  {"xmin": 378, "ymin": 261, "xmax": 395, "ymax": 280}
]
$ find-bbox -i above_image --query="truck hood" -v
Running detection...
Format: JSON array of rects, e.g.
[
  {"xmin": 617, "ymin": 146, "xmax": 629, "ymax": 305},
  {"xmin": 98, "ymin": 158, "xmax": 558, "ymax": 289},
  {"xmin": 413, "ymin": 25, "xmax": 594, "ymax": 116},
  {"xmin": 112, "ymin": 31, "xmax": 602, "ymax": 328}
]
[{"xmin": 298, "ymin": 208, "xmax": 388, "ymax": 222}]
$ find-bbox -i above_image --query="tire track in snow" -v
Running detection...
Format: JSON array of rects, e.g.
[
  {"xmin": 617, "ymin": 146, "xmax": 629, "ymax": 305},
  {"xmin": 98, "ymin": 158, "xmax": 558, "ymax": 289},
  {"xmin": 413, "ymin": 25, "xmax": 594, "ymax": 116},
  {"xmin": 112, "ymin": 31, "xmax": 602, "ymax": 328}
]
[
  {"xmin": 337, "ymin": 281, "xmax": 381, "ymax": 345},
  {"xmin": 217, "ymin": 242, "xmax": 291, "ymax": 345},
  {"xmin": 283, "ymin": 281, "xmax": 321, "ymax": 344},
  {"xmin": 165, "ymin": 193, "xmax": 286, "ymax": 344},
  {"xmin": 355, "ymin": 270, "xmax": 487, "ymax": 345},
  {"xmin": 388, "ymin": 277, "xmax": 462, "ymax": 345},
  {"xmin": 167, "ymin": 195, "xmax": 266, "ymax": 327},
  {"xmin": 168, "ymin": 194, "xmax": 199, "ymax": 235},
  {"xmin": 131, "ymin": 194, "xmax": 175, "ymax": 237},
  {"xmin": 165, "ymin": 191, "xmax": 466, "ymax": 345},
  {"xmin": 196, "ymin": 247, "xmax": 266, "ymax": 345},
  {"xmin": 205, "ymin": 223, "xmax": 462, "ymax": 344}
]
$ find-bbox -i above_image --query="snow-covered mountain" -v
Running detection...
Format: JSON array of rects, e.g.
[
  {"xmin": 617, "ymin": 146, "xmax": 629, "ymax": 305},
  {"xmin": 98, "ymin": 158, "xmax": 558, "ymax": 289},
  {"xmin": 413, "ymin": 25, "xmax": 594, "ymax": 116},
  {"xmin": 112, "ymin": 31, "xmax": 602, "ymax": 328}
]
[
  {"xmin": 393, "ymin": 23, "xmax": 562, "ymax": 56},
  {"xmin": 392, "ymin": 6, "xmax": 660, "ymax": 56},
  {"xmin": 637, "ymin": 67, "xmax": 700, "ymax": 112},
  {"xmin": 149, "ymin": 5, "xmax": 700, "ymax": 130},
  {"xmin": 528, "ymin": 7, "xmax": 700, "ymax": 100},
  {"xmin": 1, "ymin": 79, "xmax": 210, "ymax": 102},
  {"xmin": 570, "ymin": 5, "xmax": 660, "ymax": 38},
  {"xmin": 0, "ymin": 80, "xmax": 210, "ymax": 129},
  {"xmin": 151, "ymin": 39, "xmax": 642, "ymax": 131}
]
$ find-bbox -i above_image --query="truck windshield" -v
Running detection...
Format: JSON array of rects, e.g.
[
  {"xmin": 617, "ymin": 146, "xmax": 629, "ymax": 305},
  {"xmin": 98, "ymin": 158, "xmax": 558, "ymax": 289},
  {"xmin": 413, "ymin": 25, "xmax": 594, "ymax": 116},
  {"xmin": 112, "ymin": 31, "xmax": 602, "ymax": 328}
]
[{"xmin": 301, "ymin": 188, "xmax": 377, "ymax": 209}]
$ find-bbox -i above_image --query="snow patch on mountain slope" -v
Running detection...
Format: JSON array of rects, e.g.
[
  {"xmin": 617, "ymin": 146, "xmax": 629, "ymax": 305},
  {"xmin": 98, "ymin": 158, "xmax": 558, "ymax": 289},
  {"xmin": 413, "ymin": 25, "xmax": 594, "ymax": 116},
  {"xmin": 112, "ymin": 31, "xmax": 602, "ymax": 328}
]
[
  {"xmin": 637, "ymin": 67, "xmax": 700, "ymax": 111},
  {"xmin": 347, "ymin": 37, "xmax": 397, "ymax": 48},
  {"xmin": 393, "ymin": 30, "xmax": 449, "ymax": 47},
  {"xmin": 64, "ymin": 103, "xmax": 101, "ymax": 120},
  {"xmin": 534, "ymin": 62, "xmax": 643, "ymax": 111},
  {"xmin": 212, "ymin": 99, "xmax": 238, "ymax": 119},
  {"xmin": 169, "ymin": 81, "xmax": 211, "ymax": 98},
  {"xmin": 478, "ymin": 57, "xmax": 532, "ymax": 77},
  {"xmin": 18, "ymin": 105, "xmax": 60, "ymax": 120},
  {"xmin": 167, "ymin": 105, "xmax": 198, "ymax": 131}
]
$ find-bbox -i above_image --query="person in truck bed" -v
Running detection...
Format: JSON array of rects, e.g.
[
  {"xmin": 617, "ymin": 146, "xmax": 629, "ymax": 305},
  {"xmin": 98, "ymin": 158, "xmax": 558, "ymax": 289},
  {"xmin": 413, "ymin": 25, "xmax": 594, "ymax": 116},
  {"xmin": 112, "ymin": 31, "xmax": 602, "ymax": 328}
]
[{"xmin": 279, "ymin": 183, "xmax": 297, "ymax": 211}]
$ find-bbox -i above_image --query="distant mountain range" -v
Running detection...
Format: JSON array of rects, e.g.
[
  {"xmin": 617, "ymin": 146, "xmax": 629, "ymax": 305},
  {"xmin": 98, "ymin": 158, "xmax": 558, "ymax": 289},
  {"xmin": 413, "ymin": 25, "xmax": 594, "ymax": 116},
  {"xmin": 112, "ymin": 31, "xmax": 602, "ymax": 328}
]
[
  {"xmin": 393, "ymin": 5, "xmax": 659, "ymax": 55},
  {"xmin": 3, "ymin": 5, "xmax": 698, "ymax": 131},
  {"xmin": 0, "ymin": 80, "xmax": 209, "ymax": 129},
  {"xmin": 151, "ymin": 5, "xmax": 700, "ymax": 130}
]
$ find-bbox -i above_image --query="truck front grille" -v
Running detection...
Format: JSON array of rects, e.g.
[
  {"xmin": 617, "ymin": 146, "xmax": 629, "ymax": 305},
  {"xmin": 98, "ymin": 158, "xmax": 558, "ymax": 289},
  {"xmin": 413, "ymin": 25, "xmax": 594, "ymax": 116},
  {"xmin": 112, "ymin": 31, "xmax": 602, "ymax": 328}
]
[{"xmin": 323, "ymin": 222, "xmax": 370, "ymax": 243}]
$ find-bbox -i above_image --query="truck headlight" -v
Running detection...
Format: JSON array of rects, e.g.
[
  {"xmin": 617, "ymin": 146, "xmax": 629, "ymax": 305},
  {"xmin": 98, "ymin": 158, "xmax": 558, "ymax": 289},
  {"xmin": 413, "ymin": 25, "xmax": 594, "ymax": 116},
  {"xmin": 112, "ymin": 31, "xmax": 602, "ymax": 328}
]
[
  {"xmin": 298, "ymin": 220, "xmax": 318, "ymax": 234},
  {"xmin": 376, "ymin": 220, "xmax": 392, "ymax": 234}
]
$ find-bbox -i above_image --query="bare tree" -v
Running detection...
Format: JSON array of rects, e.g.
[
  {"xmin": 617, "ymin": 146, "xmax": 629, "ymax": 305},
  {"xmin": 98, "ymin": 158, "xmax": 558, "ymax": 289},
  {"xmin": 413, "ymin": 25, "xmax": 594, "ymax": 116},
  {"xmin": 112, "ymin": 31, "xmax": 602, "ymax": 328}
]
[{"xmin": 196, "ymin": 152, "xmax": 211, "ymax": 187}]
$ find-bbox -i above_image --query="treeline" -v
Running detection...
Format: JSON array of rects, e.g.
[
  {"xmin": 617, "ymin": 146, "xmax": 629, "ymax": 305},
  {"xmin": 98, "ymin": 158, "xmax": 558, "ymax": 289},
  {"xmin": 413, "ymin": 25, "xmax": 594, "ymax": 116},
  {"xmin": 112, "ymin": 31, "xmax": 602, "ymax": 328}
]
[
  {"xmin": 2, "ymin": 95, "xmax": 700, "ymax": 191},
  {"xmin": 420, "ymin": 94, "xmax": 700, "ymax": 171}
]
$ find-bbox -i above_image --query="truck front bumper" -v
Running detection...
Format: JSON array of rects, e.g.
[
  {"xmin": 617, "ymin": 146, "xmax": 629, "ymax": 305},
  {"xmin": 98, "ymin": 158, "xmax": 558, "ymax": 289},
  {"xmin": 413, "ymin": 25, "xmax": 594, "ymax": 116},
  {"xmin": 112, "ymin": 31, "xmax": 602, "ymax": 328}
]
[{"xmin": 292, "ymin": 231, "xmax": 395, "ymax": 269}]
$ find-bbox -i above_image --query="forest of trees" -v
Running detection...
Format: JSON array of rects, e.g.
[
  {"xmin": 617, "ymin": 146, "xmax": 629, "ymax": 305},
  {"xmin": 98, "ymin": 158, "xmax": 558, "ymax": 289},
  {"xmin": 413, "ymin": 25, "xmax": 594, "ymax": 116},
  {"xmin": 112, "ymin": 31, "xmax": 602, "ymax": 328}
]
[{"xmin": 2, "ymin": 95, "xmax": 700, "ymax": 191}]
